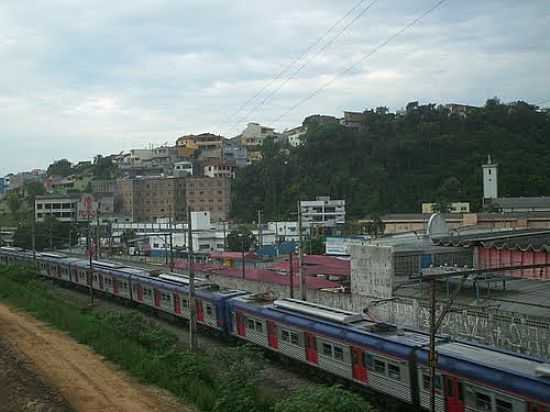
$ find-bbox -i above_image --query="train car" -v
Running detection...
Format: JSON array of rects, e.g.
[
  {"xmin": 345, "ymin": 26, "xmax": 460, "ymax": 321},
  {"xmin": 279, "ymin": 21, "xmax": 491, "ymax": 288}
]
[
  {"xmin": 416, "ymin": 342, "xmax": 550, "ymax": 412},
  {"xmin": 226, "ymin": 295, "xmax": 430, "ymax": 404},
  {"xmin": 226, "ymin": 295, "xmax": 550, "ymax": 411},
  {"xmin": 0, "ymin": 247, "xmax": 34, "ymax": 265}
]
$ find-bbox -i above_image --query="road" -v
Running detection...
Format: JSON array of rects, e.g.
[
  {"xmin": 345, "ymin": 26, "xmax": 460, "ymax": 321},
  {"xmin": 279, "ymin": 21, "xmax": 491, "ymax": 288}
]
[{"xmin": 0, "ymin": 303, "xmax": 194, "ymax": 412}]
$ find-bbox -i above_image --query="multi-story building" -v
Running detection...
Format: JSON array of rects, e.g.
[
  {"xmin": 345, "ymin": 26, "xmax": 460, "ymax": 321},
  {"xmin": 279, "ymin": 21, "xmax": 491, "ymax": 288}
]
[
  {"xmin": 203, "ymin": 161, "xmax": 235, "ymax": 179},
  {"xmin": 300, "ymin": 196, "xmax": 346, "ymax": 228},
  {"xmin": 118, "ymin": 176, "xmax": 187, "ymax": 222},
  {"xmin": 9, "ymin": 170, "xmax": 46, "ymax": 191},
  {"xmin": 285, "ymin": 126, "xmax": 307, "ymax": 147},
  {"xmin": 239, "ymin": 122, "xmax": 281, "ymax": 161},
  {"xmin": 422, "ymin": 202, "xmax": 470, "ymax": 214},
  {"xmin": 186, "ymin": 177, "xmax": 231, "ymax": 222},
  {"xmin": 173, "ymin": 161, "xmax": 194, "ymax": 177},
  {"xmin": 176, "ymin": 133, "xmax": 224, "ymax": 158},
  {"xmin": 340, "ymin": 111, "xmax": 367, "ymax": 131},
  {"xmin": 91, "ymin": 179, "xmax": 118, "ymax": 194},
  {"xmin": 35, "ymin": 194, "xmax": 80, "ymax": 223}
]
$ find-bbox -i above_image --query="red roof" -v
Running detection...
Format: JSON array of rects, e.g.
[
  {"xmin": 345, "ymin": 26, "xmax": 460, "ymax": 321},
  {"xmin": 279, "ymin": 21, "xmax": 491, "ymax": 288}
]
[
  {"xmin": 266, "ymin": 255, "xmax": 350, "ymax": 277},
  {"xmin": 208, "ymin": 251, "xmax": 256, "ymax": 260},
  {"xmin": 207, "ymin": 267, "xmax": 339, "ymax": 290}
]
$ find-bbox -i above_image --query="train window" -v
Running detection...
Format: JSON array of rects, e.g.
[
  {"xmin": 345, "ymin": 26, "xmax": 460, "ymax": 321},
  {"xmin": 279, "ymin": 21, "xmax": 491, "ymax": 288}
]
[
  {"xmin": 388, "ymin": 364, "xmax": 401, "ymax": 381},
  {"xmin": 334, "ymin": 346, "xmax": 344, "ymax": 361},
  {"xmin": 281, "ymin": 330, "xmax": 290, "ymax": 342},
  {"xmin": 322, "ymin": 343, "xmax": 333, "ymax": 357},
  {"xmin": 374, "ymin": 359, "xmax": 386, "ymax": 374},
  {"xmin": 365, "ymin": 353, "xmax": 375, "ymax": 370},
  {"xmin": 247, "ymin": 319, "xmax": 255, "ymax": 330},
  {"xmin": 423, "ymin": 374, "xmax": 442, "ymax": 391},
  {"xmin": 475, "ymin": 392, "xmax": 492, "ymax": 411},
  {"xmin": 290, "ymin": 332, "xmax": 299, "ymax": 346},
  {"xmin": 255, "ymin": 321, "xmax": 263, "ymax": 332},
  {"xmin": 206, "ymin": 305, "xmax": 213, "ymax": 316},
  {"xmin": 496, "ymin": 399, "xmax": 513, "ymax": 412}
]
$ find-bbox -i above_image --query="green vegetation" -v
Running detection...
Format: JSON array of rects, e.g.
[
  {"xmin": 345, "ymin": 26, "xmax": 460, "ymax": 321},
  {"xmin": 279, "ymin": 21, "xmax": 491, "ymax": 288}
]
[
  {"xmin": 226, "ymin": 228, "xmax": 256, "ymax": 252},
  {"xmin": 274, "ymin": 385, "xmax": 373, "ymax": 412},
  {"xmin": 0, "ymin": 266, "xmax": 377, "ymax": 412},
  {"xmin": 232, "ymin": 99, "xmax": 550, "ymax": 222}
]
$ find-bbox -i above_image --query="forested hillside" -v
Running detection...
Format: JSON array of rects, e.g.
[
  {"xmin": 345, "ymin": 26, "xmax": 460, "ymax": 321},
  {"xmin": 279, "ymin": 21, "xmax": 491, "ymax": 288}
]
[{"xmin": 231, "ymin": 99, "xmax": 550, "ymax": 222}]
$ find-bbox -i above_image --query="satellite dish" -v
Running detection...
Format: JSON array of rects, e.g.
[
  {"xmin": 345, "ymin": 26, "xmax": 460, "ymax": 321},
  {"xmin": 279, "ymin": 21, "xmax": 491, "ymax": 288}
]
[{"xmin": 427, "ymin": 213, "xmax": 449, "ymax": 238}]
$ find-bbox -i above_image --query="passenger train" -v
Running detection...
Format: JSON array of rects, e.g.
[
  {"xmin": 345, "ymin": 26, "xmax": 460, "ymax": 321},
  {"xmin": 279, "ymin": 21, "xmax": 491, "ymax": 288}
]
[{"xmin": 1, "ymin": 246, "xmax": 549, "ymax": 412}]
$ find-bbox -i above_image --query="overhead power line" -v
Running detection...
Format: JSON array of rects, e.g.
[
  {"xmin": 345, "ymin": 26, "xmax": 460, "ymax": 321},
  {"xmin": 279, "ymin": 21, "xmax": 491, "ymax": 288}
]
[
  {"xmin": 271, "ymin": 0, "xmax": 449, "ymax": 126},
  {"xmin": 229, "ymin": 0, "xmax": 380, "ymax": 134},
  {"xmin": 215, "ymin": 0, "xmax": 377, "ymax": 135}
]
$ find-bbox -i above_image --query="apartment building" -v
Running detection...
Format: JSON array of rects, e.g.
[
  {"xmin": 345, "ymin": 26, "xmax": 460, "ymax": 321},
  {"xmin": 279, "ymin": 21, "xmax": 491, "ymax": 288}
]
[
  {"xmin": 203, "ymin": 161, "xmax": 236, "ymax": 179},
  {"xmin": 35, "ymin": 194, "xmax": 80, "ymax": 223},
  {"xmin": 186, "ymin": 177, "xmax": 231, "ymax": 222},
  {"xmin": 300, "ymin": 196, "xmax": 346, "ymax": 228},
  {"xmin": 118, "ymin": 176, "xmax": 187, "ymax": 222}
]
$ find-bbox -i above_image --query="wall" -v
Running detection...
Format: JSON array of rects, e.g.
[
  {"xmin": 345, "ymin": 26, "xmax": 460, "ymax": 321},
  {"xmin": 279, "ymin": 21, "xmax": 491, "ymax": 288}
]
[{"xmin": 203, "ymin": 271, "xmax": 550, "ymax": 359}]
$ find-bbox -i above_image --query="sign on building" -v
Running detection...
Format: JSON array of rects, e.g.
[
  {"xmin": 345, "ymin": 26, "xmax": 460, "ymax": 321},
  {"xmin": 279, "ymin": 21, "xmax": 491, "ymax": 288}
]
[
  {"xmin": 77, "ymin": 194, "xmax": 98, "ymax": 221},
  {"xmin": 350, "ymin": 245, "xmax": 393, "ymax": 299}
]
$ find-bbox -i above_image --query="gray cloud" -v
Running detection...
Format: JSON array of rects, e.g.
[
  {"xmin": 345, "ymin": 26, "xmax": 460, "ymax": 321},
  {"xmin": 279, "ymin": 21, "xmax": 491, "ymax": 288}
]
[{"xmin": 1, "ymin": 0, "xmax": 549, "ymax": 175}]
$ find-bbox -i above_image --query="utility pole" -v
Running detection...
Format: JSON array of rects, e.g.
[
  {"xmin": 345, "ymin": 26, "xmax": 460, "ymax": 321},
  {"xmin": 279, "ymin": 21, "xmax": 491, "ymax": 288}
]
[
  {"xmin": 429, "ymin": 279, "xmax": 437, "ymax": 412},
  {"xmin": 257, "ymin": 210, "xmax": 262, "ymax": 249},
  {"xmin": 169, "ymin": 207, "xmax": 174, "ymax": 271},
  {"xmin": 96, "ymin": 203, "xmax": 101, "ymax": 259},
  {"xmin": 289, "ymin": 251, "xmax": 294, "ymax": 298},
  {"xmin": 241, "ymin": 236, "xmax": 246, "ymax": 279},
  {"xmin": 87, "ymin": 215, "xmax": 94, "ymax": 305},
  {"xmin": 187, "ymin": 207, "xmax": 197, "ymax": 351},
  {"xmin": 31, "ymin": 202, "xmax": 36, "ymax": 266},
  {"xmin": 222, "ymin": 221, "xmax": 227, "ymax": 251},
  {"xmin": 297, "ymin": 200, "xmax": 306, "ymax": 301}
]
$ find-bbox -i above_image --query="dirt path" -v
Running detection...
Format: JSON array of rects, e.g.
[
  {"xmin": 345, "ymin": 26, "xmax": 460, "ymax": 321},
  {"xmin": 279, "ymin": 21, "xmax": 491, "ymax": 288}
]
[{"xmin": 0, "ymin": 304, "xmax": 194, "ymax": 412}]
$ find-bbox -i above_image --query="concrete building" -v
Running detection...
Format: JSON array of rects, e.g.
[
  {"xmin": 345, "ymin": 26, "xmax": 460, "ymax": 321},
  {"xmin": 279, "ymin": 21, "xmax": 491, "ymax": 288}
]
[
  {"xmin": 186, "ymin": 177, "xmax": 231, "ymax": 222},
  {"xmin": 35, "ymin": 194, "xmax": 79, "ymax": 223},
  {"xmin": 285, "ymin": 126, "xmax": 307, "ymax": 147},
  {"xmin": 239, "ymin": 122, "xmax": 281, "ymax": 161},
  {"xmin": 176, "ymin": 133, "xmax": 224, "ymax": 158},
  {"xmin": 422, "ymin": 202, "xmax": 470, "ymax": 214},
  {"xmin": 173, "ymin": 161, "xmax": 194, "ymax": 177},
  {"xmin": 9, "ymin": 170, "xmax": 46, "ymax": 191},
  {"xmin": 340, "ymin": 111, "xmax": 367, "ymax": 131},
  {"xmin": 482, "ymin": 155, "xmax": 498, "ymax": 201},
  {"xmin": 267, "ymin": 221, "xmax": 299, "ymax": 242},
  {"xmin": 91, "ymin": 179, "xmax": 118, "ymax": 194},
  {"xmin": 444, "ymin": 103, "xmax": 478, "ymax": 117},
  {"xmin": 118, "ymin": 176, "xmax": 187, "ymax": 222},
  {"xmin": 223, "ymin": 142, "xmax": 249, "ymax": 168},
  {"xmin": 300, "ymin": 196, "xmax": 345, "ymax": 228},
  {"xmin": 203, "ymin": 161, "xmax": 235, "ymax": 179}
]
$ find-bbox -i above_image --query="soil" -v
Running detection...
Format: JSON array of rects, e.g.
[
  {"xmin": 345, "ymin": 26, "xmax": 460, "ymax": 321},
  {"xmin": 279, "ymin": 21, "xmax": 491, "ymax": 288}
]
[{"xmin": 0, "ymin": 304, "xmax": 194, "ymax": 412}]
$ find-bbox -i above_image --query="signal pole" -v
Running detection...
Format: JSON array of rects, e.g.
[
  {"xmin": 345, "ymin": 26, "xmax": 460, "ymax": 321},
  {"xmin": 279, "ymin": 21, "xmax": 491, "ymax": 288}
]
[
  {"xmin": 297, "ymin": 200, "xmax": 306, "ymax": 300},
  {"xmin": 31, "ymin": 201, "xmax": 36, "ymax": 266},
  {"xmin": 289, "ymin": 251, "xmax": 294, "ymax": 298},
  {"xmin": 187, "ymin": 207, "xmax": 197, "ymax": 351}
]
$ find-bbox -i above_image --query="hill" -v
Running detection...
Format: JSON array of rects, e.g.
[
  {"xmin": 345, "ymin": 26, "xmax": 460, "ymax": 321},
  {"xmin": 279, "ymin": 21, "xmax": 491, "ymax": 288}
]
[{"xmin": 231, "ymin": 99, "xmax": 550, "ymax": 222}]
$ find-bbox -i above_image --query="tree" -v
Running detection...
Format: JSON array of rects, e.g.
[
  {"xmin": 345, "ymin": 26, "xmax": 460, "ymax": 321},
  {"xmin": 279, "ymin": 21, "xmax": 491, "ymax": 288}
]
[
  {"xmin": 13, "ymin": 216, "xmax": 75, "ymax": 251},
  {"xmin": 93, "ymin": 155, "xmax": 118, "ymax": 179},
  {"xmin": 47, "ymin": 159, "xmax": 73, "ymax": 177},
  {"xmin": 23, "ymin": 181, "xmax": 46, "ymax": 201},
  {"xmin": 6, "ymin": 192, "xmax": 22, "ymax": 215},
  {"xmin": 274, "ymin": 385, "xmax": 373, "ymax": 412},
  {"xmin": 226, "ymin": 229, "xmax": 255, "ymax": 252}
]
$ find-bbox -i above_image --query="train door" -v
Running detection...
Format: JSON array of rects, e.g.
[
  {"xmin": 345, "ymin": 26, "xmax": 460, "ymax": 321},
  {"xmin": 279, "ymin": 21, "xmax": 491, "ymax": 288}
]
[
  {"xmin": 351, "ymin": 347, "xmax": 368, "ymax": 383},
  {"xmin": 154, "ymin": 289, "xmax": 161, "ymax": 306},
  {"xmin": 196, "ymin": 300, "xmax": 204, "ymax": 322},
  {"xmin": 173, "ymin": 293, "xmax": 181, "ymax": 314},
  {"xmin": 137, "ymin": 285, "xmax": 144, "ymax": 301},
  {"xmin": 113, "ymin": 278, "xmax": 119, "ymax": 294},
  {"xmin": 304, "ymin": 332, "xmax": 319, "ymax": 364},
  {"xmin": 99, "ymin": 275, "xmax": 104, "ymax": 290},
  {"xmin": 444, "ymin": 375, "xmax": 465, "ymax": 412},
  {"xmin": 267, "ymin": 320, "xmax": 278, "ymax": 349},
  {"xmin": 236, "ymin": 312, "xmax": 246, "ymax": 336}
]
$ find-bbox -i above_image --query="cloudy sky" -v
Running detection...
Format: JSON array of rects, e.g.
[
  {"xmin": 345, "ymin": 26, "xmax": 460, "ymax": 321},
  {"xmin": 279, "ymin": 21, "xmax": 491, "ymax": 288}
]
[{"xmin": 1, "ymin": 0, "xmax": 549, "ymax": 176}]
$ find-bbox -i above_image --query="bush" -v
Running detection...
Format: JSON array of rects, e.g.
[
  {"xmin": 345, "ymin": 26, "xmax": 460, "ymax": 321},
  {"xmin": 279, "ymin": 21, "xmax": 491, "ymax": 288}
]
[{"xmin": 274, "ymin": 385, "xmax": 372, "ymax": 412}]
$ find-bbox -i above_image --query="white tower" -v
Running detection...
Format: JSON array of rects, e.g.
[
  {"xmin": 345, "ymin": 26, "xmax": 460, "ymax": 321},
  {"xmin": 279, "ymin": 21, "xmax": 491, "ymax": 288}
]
[{"xmin": 482, "ymin": 154, "xmax": 498, "ymax": 200}]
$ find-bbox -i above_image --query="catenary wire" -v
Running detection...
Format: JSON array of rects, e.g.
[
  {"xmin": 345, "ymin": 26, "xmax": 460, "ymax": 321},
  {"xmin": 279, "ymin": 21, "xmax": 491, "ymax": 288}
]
[
  {"xmin": 229, "ymin": 0, "xmax": 380, "ymax": 134},
  {"xmin": 271, "ymin": 0, "xmax": 449, "ymax": 126},
  {"xmin": 214, "ymin": 0, "xmax": 375, "ymax": 135}
]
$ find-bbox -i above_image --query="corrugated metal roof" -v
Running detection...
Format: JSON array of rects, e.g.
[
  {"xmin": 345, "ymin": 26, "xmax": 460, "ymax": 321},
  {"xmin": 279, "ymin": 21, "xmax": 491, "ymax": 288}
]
[
  {"xmin": 492, "ymin": 197, "xmax": 550, "ymax": 209},
  {"xmin": 433, "ymin": 229, "xmax": 550, "ymax": 251}
]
